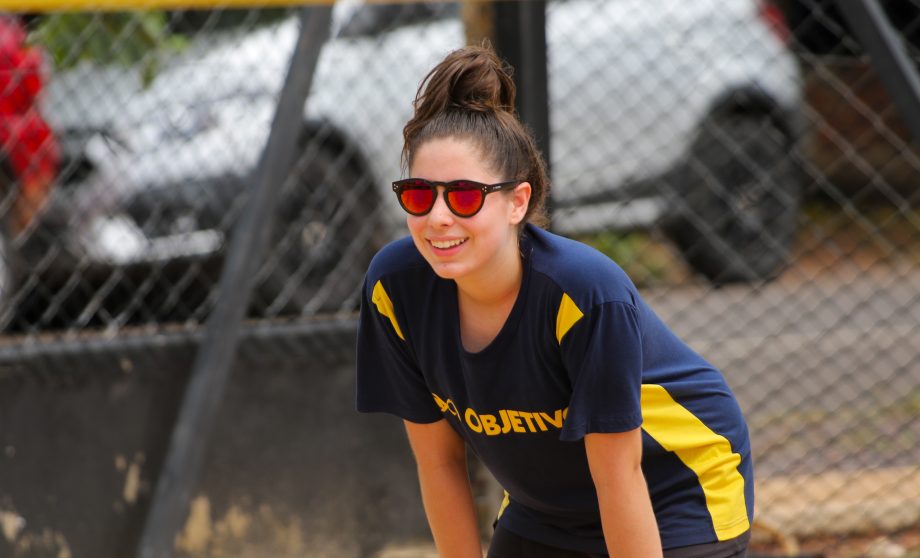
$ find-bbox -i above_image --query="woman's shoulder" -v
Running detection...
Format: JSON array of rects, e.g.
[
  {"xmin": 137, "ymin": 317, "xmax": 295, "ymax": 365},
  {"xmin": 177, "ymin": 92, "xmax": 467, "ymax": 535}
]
[
  {"xmin": 525, "ymin": 225, "xmax": 639, "ymax": 309},
  {"xmin": 365, "ymin": 235, "xmax": 430, "ymax": 288}
]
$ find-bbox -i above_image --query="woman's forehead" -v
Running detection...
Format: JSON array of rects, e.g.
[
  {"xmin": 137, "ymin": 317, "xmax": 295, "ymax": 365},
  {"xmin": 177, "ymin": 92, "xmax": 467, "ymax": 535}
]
[{"xmin": 410, "ymin": 137, "xmax": 498, "ymax": 180}]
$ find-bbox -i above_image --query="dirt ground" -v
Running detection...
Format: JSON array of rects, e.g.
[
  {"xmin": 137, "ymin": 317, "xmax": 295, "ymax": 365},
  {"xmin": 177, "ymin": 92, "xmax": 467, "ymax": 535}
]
[
  {"xmin": 375, "ymin": 526, "xmax": 920, "ymax": 558},
  {"xmin": 750, "ymin": 526, "xmax": 920, "ymax": 558}
]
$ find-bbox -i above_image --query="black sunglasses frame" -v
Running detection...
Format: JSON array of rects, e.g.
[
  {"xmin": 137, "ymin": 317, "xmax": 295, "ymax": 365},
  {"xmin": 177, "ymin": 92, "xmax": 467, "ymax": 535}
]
[{"xmin": 392, "ymin": 178, "xmax": 521, "ymax": 218}]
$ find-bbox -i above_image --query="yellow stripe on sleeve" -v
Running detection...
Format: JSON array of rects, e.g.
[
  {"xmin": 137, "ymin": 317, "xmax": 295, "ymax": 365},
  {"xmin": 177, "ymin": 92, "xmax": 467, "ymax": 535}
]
[
  {"xmin": 640, "ymin": 384, "xmax": 750, "ymax": 541},
  {"xmin": 371, "ymin": 280, "xmax": 405, "ymax": 341},
  {"xmin": 555, "ymin": 293, "xmax": 584, "ymax": 344}
]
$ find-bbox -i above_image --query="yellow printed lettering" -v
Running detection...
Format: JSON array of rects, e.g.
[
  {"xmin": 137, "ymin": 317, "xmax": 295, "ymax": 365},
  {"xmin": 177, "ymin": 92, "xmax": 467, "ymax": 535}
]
[
  {"xmin": 481, "ymin": 414, "xmax": 501, "ymax": 435},
  {"xmin": 507, "ymin": 410, "xmax": 526, "ymax": 433},
  {"xmin": 465, "ymin": 408, "xmax": 483, "ymax": 433},
  {"xmin": 531, "ymin": 412, "xmax": 548, "ymax": 432},
  {"xmin": 519, "ymin": 411, "xmax": 538, "ymax": 433},
  {"xmin": 539, "ymin": 410, "xmax": 564, "ymax": 429},
  {"xmin": 431, "ymin": 393, "xmax": 459, "ymax": 419},
  {"xmin": 499, "ymin": 410, "xmax": 513, "ymax": 434},
  {"xmin": 446, "ymin": 403, "xmax": 570, "ymax": 435},
  {"xmin": 432, "ymin": 393, "xmax": 449, "ymax": 413}
]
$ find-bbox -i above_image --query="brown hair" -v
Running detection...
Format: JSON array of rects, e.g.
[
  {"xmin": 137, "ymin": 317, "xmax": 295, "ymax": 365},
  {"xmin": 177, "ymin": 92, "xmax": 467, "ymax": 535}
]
[{"xmin": 402, "ymin": 45, "xmax": 550, "ymax": 228}]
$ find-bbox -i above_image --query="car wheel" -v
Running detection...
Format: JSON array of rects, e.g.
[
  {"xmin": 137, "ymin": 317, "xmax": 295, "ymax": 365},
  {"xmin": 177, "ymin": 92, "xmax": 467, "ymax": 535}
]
[
  {"xmin": 252, "ymin": 142, "xmax": 382, "ymax": 317},
  {"xmin": 665, "ymin": 114, "xmax": 801, "ymax": 283}
]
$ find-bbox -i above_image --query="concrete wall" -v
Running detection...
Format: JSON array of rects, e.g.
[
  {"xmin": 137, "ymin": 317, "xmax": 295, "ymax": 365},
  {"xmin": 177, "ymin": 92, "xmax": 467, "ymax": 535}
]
[{"xmin": 0, "ymin": 328, "xmax": 429, "ymax": 557}]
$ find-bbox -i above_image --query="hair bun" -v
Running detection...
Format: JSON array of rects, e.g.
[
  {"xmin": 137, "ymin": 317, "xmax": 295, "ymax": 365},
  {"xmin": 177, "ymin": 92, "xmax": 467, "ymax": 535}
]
[
  {"xmin": 402, "ymin": 45, "xmax": 550, "ymax": 228},
  {"xmin": 415, "ymin": 45, "xmax": 517, "ymax": 116}
]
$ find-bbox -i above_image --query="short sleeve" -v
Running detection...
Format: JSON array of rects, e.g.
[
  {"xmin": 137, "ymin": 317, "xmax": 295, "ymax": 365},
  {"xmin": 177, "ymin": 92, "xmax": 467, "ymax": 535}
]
[
  {"xmin": 355, "ymin": 277, "xmax": 443, "ymax": 423},
  {"xmin": 558, "ymin": 301, "xmax": 643, "ymax": 441}
]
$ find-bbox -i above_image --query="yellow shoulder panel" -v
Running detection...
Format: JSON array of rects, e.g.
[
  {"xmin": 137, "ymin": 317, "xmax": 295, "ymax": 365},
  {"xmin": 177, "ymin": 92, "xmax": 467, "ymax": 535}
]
[
  {"xmin": 371, "ymin": 280, "xmax": 405, "ymax": 341},
  {"xmin": 555, "ymin": 293, "xmax": 584, "ymax": 344}
]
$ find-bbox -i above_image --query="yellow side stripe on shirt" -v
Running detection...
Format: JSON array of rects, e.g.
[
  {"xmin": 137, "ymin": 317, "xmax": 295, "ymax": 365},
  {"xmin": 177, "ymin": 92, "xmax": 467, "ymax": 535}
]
[
  {"xmin": 371, "ymin": 280, "xmax": 405, "ymax": 341},
  {"xmin": 640, "ymin": 384, "xmax": 750, "ymax": 541},
  {"xmin": 556, "ymin": 293, "xmax": 584, "ymax": 344},
  {"xmin": 497, "ymin": 490, "xmax": 511, "ymax": 520}
]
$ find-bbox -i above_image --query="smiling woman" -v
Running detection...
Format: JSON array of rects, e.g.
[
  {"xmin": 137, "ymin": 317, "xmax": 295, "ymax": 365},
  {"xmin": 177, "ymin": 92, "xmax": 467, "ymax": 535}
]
[{"xmin": 356, "ymin": 45, "xmax": 755, "ymax": 558}]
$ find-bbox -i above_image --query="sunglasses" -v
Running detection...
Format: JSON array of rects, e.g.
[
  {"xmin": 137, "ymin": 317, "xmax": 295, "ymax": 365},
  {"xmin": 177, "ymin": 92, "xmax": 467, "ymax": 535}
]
[{"xmin": 392, "ymin": 178, "xmax": 521, "ymax": 218}]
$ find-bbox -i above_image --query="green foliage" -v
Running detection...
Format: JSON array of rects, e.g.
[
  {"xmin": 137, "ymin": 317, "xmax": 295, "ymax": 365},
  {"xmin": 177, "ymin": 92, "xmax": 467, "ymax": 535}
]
[
  {"xmin": 30, "ymin": 12, "xmax": 186, "ymax": 86},
  {"xmin": 573, "ymin": 230, "xmax": 681, "ymax": 286}
]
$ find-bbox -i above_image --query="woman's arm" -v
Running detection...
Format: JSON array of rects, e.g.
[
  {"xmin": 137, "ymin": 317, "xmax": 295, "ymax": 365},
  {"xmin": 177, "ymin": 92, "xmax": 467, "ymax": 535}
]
[
  {"xmin": 404, "ymin": 419, "xmax": 483, "ymax": 558},
  {"xmin": 585, "ymin": 429, "xmax": 663, "ymax": 558}
]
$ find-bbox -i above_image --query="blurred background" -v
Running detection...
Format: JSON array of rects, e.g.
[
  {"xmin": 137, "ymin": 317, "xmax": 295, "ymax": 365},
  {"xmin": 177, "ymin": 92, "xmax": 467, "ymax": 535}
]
[{"xmin": 0, "ymin": 1, "xmax": 917, "ymax": 556}]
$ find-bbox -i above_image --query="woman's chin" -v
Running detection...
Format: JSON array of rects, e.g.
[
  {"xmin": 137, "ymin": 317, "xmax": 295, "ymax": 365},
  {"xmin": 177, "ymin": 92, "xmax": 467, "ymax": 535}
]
[{"xmin": 426, "ymin": 260, "xmax": 469, "ymax": 281}]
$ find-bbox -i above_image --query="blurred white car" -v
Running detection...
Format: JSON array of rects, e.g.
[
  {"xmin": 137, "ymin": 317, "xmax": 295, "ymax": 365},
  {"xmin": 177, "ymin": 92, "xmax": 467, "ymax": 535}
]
[{"xmin": 36, "ymin": 0, "xmax": 802, "ymax": 326}]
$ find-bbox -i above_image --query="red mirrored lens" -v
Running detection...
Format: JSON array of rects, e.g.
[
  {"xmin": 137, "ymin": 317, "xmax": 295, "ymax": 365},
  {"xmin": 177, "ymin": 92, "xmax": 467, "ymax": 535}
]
[
  {"xmin": 447, "ymin": 188, "xmax": 483, "ymax": 216},
  {"xmin": 400, "ymin": 186, "xmax": 434, "ymax": 214}
]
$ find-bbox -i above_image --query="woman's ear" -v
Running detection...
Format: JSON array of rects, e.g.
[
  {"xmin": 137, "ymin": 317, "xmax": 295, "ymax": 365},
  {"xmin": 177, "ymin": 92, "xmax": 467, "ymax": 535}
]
[{"xmin": 509, "ymin": 182, "xmax": 532, "ymax": 226}]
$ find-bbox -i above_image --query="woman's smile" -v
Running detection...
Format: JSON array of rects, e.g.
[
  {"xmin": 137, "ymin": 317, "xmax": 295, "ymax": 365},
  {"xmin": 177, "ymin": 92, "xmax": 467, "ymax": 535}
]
[{"xmin": 429, "ymin": 237, "xmax": 468, "ymax": 251}]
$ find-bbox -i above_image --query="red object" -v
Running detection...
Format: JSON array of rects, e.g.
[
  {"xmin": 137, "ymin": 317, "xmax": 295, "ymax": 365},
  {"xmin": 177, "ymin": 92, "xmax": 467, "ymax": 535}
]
[
  {"xmin": 0, "ymin": 15, "xmax": 60, "ymax": 232},
  {"xmin": 759, "ymin": 0, "xmax": 792, "ymax": 46}
]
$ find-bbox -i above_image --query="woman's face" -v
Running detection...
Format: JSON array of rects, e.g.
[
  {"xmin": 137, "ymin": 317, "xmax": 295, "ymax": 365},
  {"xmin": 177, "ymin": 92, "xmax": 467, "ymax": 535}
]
[{"xmin": 406, "ymin": 137, "xmax": 530, "ymax": 285}]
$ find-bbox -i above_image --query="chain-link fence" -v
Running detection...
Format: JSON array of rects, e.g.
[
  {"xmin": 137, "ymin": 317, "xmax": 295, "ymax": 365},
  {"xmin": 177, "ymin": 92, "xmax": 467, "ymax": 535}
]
[{"xmin": 0, "ymin": 1, "xmax": 918, "ymax": 556}]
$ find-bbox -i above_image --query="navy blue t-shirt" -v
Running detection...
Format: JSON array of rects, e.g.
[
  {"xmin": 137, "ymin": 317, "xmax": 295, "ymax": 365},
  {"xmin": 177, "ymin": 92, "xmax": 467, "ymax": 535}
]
[{"xmin": 356, "ymin": 225, "xmax": 753, "ymax": 554}]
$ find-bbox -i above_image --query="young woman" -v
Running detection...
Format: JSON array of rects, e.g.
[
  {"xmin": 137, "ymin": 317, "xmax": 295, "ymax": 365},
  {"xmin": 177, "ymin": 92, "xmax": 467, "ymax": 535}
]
[{"xmin": 356, "ymin": 46, "xmax": 753, "ymax": 558}]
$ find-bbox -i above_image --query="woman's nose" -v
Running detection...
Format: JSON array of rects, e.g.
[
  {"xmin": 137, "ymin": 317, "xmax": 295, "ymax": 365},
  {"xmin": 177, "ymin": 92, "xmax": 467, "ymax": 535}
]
[{"xmin": 428, "ymin": 188, "xmax": 454, "ymax": 224}]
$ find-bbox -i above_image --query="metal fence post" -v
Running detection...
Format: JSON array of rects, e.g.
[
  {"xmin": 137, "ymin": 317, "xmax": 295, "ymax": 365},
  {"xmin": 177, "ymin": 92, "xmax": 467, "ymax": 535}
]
[
  {"xmin": 838, "ymin": 0, "xmax": 920, "ymax": 142},
  {"xmin": 135, "ymin": 7, "xmax": 333, "ymax": 557},
  {"xmin": 492, "ymin": 0, "xmax": 552, "ymax": 221}
]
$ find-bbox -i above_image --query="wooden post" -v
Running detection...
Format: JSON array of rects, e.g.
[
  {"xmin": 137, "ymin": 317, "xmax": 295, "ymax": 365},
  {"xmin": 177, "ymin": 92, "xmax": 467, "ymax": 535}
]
[
  {"xmin": 462, "ymin": 0, "xmax": 494, "ymax": 46},
  {"xmin": 488, "ymin": 0, "xmax": 553, "ymax": 222}
]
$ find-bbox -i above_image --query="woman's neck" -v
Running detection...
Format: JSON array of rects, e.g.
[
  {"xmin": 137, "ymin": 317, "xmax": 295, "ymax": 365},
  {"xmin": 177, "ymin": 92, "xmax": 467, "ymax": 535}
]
[
  {"xmin": 454, "ymin": 239, "xmax": 524, "ymax": 353},
  {"xmin": 455, "ymin": 239, "xmax": 523, "ymax": 308}
]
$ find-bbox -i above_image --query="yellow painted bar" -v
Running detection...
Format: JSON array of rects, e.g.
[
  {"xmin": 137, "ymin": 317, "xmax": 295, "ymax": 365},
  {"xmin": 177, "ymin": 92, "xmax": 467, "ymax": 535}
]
[{"xmin": 0, "ymin": 0, "xmax": 466, "ymax": 13}]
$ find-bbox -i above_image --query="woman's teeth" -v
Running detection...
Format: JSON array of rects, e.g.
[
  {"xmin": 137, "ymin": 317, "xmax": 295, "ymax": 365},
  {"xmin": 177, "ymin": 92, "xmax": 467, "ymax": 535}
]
[{"xmin": 431, "ymin": 238, "xmax": 466, "ymax": 249}]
